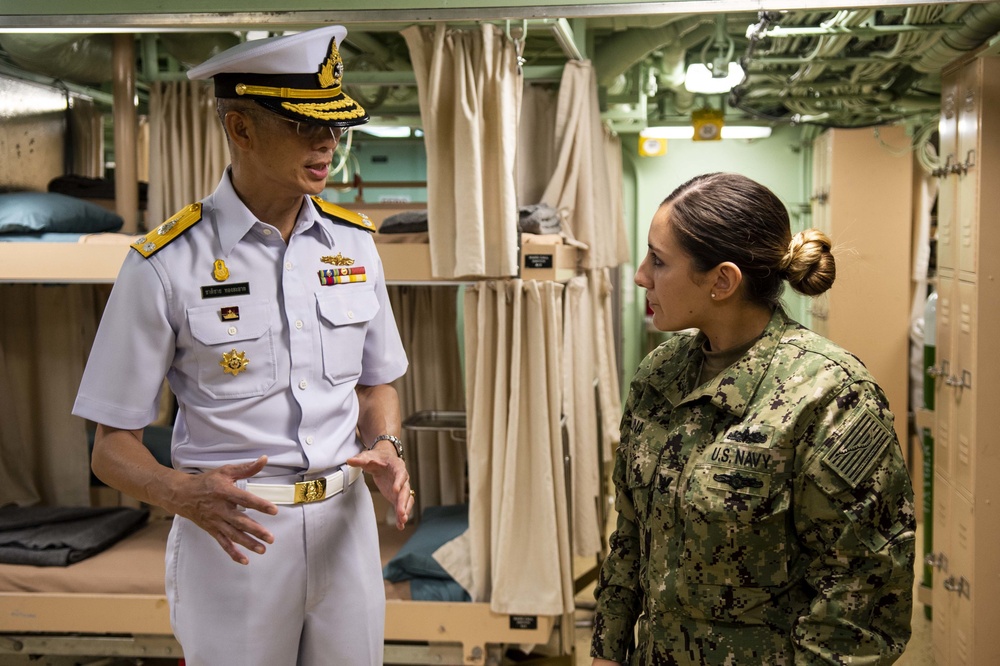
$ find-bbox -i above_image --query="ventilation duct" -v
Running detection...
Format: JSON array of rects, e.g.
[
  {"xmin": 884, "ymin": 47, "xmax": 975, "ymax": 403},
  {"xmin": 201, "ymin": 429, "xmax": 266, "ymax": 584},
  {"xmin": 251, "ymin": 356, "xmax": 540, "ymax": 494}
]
[
  {"xmin": 592, "ymin": 18, "xmax": 714, "ymax": 89},
  {"xmin": 0, "ymin": 34, "xmax": 114, "ymax": 85},
  {"xmin": 0, "ymin": 33, "xmax": 242, "ymax": 86},
  {"xmin": 912, "ymin": 2, "xmax": 1000, "ymax": 73},
  {"xmin": 156, "ymin": 32, "xmax": 241, "ymax": 68}
]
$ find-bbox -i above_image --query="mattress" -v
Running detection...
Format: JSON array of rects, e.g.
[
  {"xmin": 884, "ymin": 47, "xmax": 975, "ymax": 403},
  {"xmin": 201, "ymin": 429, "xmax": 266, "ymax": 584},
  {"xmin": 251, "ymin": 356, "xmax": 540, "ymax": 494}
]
[
  {"xmin": 0, "ymin": 231, "xmax": 436, "ymax": 283},
  {"xmin": 0, "ymin": 232, "xmax": 136, "ymax": 283},
  {"xmin": 0, "ymin": 513, "xmax": 417, "ymax": 600},
  {"xmin": 0, "ymin": 514, "xmax": 170, "ymax": 594}
]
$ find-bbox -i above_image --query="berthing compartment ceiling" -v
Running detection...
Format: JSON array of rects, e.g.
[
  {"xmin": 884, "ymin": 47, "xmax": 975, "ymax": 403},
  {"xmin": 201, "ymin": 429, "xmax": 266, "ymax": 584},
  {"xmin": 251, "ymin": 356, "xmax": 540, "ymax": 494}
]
[{"xmin": 1, "ymin": 2, "xmax": 999, "ymax": 132}]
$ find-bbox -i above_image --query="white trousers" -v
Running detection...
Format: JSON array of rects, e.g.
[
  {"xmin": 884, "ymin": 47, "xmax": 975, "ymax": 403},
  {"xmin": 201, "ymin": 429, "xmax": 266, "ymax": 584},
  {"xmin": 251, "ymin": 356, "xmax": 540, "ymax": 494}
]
[{"xmin": 165, "ymin": 479, "xmax": 385, "ymax": 666}]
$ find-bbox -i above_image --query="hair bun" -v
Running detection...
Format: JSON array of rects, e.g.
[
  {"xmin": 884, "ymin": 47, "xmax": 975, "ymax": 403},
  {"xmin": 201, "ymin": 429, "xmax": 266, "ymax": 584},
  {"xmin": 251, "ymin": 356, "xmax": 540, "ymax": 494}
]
[{"xmin": 780, "ymin": 229, "xmax": 836, "ymax": 296}]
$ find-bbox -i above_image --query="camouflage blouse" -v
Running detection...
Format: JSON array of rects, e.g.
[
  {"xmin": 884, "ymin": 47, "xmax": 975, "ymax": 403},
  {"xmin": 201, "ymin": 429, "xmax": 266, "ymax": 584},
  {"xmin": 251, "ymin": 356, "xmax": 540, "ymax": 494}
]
[{"xmin": 592, "ymin": 308, "xmax": 915, "ymax": 665}]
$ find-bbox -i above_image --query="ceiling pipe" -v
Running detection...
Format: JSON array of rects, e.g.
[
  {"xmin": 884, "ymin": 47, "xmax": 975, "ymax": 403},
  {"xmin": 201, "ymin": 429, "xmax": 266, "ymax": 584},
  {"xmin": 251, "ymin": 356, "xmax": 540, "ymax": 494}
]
[
  {"xmin": 592, "ymin": 18, "xmax": 713, "ymax": 89},
  {"xmin": 0, "ymin": 61, "xmax": 115, "ymax": 105},
  {"xmin": 343, "ymin": 30, "xmax": 412, "ymax": 72},
  {"xmin": 0, "ymin": 31, "xmax": 239, "ymax": 86},
  {"xmin": 0, "ymin": 33, "xmax": 113, "ymax": 84},
  {"xmin": 157, "ymin": 32, "xmax": 240, "ymax": 67},
  {"xmin": 912, "ymin": 2, "xmax": 1000, "ymax": 73}
]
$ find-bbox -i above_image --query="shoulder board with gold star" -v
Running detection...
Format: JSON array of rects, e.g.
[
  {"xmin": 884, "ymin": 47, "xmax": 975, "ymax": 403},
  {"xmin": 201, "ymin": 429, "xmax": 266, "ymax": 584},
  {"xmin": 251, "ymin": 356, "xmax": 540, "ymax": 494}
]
[
  {"xmin": 311, "ymin": 196, "xmax": 376, "ymax": 233},
  {"xmin": 131, "ymin": 203, "xmax": 203, "ymax": 258}
]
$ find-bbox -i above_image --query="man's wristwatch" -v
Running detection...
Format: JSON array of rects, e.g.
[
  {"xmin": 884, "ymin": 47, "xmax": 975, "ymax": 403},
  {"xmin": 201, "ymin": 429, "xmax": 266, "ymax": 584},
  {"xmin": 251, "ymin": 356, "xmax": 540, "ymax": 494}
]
[{"xmin": 372, "ymin": 434, "xmax": 404, "ymax": 460}]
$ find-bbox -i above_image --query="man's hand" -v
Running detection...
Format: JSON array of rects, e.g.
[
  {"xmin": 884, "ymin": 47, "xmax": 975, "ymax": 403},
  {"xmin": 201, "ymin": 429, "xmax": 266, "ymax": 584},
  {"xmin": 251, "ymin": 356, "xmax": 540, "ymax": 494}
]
[
  {"xmin": 92, "ymin": 426, "xmax": 279, "ymax": 566},
  {"xmin": 347, "ymin": 443, "xmax": 413, "ymax": 530},
  {"xmin": 352, "ymin": 383, "xmax": 409, "ymax": 528},
  {"xmin": 169, "ymin": 455, "xmax": 279, "ymax": 565}
]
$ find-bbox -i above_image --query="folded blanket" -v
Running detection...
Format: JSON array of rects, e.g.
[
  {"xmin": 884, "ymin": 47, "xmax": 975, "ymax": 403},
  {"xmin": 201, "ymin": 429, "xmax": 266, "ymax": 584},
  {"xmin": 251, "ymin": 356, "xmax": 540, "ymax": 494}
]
[
  {"xmin": 380, "ymin": 210, "xmax": 429, "ymax": 234},
  {"xmin": 518, "ymin": 203, "xmax": 561, "ymax": 234},
  {"xmin": 0, "ymin": 506, "xmax": 149, "ymax": 567}
]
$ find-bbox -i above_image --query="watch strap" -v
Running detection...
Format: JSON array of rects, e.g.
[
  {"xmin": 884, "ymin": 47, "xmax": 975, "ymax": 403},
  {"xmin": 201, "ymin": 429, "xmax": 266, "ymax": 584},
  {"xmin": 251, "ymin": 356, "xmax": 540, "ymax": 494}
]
[{"xmin": 372, "ymin": 434, "xmax": 404, "ymax": 460}]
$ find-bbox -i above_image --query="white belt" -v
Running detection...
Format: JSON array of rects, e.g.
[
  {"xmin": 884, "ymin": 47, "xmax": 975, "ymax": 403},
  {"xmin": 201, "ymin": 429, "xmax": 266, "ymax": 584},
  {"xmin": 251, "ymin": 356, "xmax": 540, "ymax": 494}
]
[{"xmin": 245, "ymin": 466, "xmax": 362, "ymax": 505}]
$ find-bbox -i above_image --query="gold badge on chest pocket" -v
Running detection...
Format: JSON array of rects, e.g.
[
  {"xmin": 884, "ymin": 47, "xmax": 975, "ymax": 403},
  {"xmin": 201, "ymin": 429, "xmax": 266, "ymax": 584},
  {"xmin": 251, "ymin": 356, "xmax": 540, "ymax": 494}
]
[{"xmin": 220, "ymin": 348, "xmax": 249, "ymax": 376}]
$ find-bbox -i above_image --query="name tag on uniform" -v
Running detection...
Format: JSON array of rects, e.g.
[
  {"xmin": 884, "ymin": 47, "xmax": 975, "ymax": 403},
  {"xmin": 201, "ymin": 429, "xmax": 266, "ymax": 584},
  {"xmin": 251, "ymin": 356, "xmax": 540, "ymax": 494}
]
[{"xmin": 202, "ymin": 282, "xmax": 250, "ymax": 299}]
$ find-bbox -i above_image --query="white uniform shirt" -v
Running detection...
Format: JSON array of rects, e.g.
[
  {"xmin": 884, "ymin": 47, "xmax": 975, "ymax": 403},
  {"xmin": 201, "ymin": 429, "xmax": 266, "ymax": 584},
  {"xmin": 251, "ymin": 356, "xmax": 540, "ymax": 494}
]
[{"xmin": 73, "ymin": 171, "xmax": 407, "ymax": 475}]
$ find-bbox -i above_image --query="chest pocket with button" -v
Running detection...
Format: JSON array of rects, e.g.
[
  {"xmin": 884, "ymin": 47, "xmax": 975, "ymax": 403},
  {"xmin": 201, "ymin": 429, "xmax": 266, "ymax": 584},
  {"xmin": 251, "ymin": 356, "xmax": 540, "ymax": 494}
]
[
  {"xmin": 187, "ymin": 299, "xmax": 277, "ymax": 399},
  {"xmin": 676, "ymin": 450, "xmax": 792, "ymax": 623},
  {"xmin": 316, "ymin": 285, "xmax": 380, "ymax": 385}
]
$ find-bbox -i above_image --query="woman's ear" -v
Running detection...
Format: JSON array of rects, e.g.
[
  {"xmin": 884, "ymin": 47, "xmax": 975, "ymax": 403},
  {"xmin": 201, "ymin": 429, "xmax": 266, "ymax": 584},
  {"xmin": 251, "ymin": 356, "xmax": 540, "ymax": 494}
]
[{"xmin": 711, "ymin": 262, "xmax": 743, "ymax": 300}]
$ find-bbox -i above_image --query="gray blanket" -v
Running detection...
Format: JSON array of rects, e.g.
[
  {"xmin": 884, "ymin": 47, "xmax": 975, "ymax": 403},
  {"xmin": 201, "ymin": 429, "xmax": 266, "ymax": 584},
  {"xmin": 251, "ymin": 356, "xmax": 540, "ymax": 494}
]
[{"xmin": 0, "ymin": 505, "xmax": 149, "ymax": 566}]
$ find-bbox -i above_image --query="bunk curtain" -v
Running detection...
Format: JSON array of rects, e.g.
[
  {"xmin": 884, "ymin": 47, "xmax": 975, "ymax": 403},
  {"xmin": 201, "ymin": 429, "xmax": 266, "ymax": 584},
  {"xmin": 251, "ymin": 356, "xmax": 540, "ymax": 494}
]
[
  {"xmin": 0, "ymin": 285, "xmax": 104, "ymax": 508},
  {"xmin": 405, "ymin": 54, "xmax": 625, "ymax": 611},
  {"xmin": 402, "ymin": 23, "xmax": 521, "ymax": 279},
  {"xmin": 518, "ymin": 64, "xmax": 626, "ymax": 554},
  {"xmin": 460, "ymin": 280, "xmax": 574, "ymax": 615},
  {"xmin": 591, "ymin": 269, "xmax": 623, "ymax": 465},
  {"xmin": 0, "ymin": 99, "xmax": 114, "ymax": 509},
  {"xmin": 69, "ymin": 98, "xmax": 104, "ymax": 179},
  {"xmin": 516, "ymin": 85, "xmax": 559, "ymax": 208},
  {"xmin": 435, "ymin": 273, "xmax": 620, "ymax": 613},
  {"xmin": 387, "ymin": 286, "xmax": 467, "ymax": 508},
  {"xmin": 146, "ymin": 80, "xmax": 229, "ymax": 229},
  {"xmin": 537, "ymin": 60, "xmax": 630, "ymax": 270},
  {"xmin": 562, "ymin": 269, "xmax": 622, "ymax": 555}
]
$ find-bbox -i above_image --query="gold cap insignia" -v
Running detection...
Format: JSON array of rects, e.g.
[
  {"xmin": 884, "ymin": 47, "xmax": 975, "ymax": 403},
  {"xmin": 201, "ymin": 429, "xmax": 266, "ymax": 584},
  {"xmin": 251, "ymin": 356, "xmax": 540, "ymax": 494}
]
[{"xmin": 318, "ymin": 38, "xmax": 344, "ymax": 89}]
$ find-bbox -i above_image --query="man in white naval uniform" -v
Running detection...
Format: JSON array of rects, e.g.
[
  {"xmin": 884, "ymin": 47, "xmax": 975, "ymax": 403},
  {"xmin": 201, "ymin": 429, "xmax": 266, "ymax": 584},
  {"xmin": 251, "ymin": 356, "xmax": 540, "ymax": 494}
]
[{"xmin": 72, "ymin": 26, "xmax": 412, "ymax": 666}]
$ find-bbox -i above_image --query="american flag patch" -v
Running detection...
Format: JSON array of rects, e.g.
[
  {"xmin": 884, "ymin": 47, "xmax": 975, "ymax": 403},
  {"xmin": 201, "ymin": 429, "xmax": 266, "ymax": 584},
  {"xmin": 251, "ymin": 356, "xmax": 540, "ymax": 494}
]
[
  {"xmin": 318, "ymin": 267, "xmax": 366, "ymax": 285},
  {"xmin": 823, "ymin": 409, "xmax": 893, "ymax": 487}
]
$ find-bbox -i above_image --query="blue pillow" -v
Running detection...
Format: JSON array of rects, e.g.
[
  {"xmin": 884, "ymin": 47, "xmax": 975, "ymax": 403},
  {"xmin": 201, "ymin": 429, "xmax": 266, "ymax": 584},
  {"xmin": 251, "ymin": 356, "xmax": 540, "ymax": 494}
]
[
  {"xmin": 0, "ymin": 192, "xmax": 124, "ymax": 234},
  {"xmin": 383, "ymin": 503, "xmax": 468, "ymax": 581}
]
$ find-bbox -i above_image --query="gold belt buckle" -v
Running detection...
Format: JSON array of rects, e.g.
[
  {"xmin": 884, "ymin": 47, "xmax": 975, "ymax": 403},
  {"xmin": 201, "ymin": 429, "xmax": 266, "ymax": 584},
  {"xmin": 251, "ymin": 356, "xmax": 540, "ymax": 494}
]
[{"xmin": 294, "ymin": 477, "xmax": 327, "ymax": 504}]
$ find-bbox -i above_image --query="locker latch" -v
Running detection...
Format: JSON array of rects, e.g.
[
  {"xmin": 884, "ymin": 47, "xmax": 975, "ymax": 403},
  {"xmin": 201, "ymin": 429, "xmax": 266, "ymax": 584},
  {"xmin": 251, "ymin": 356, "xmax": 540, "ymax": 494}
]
[
  {"xmin": 943, "ymin": 575, "xmax": 971, "ymax": 599},
  {"xmin": 945, "ymin": 369, "xmax": 972, "ymax": 391},
  {"xmin": 924, "ymin": 551, "xmax": 948, "ymax": 571}
]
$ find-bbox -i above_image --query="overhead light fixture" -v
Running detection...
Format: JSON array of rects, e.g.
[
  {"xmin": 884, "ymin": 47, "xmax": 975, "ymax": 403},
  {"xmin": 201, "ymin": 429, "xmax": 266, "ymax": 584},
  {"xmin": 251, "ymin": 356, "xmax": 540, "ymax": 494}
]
[
  {"xmin": 684, "ymin": 13, "xmax": 745, "ymax": 94},
  {"xmin": 640, "ymin": 125, "xmax": 772, "ymax": 140},
  {"xmin": 355, "ymin": 125, "xmax": 413, "ymax": 138},
  {"xmin": 717, "ymin": 125, "xmax": 772, "ymax": 139},
  {"xmin": 684, "ymin": 61, "xmax": 745, "ymax": 94}
]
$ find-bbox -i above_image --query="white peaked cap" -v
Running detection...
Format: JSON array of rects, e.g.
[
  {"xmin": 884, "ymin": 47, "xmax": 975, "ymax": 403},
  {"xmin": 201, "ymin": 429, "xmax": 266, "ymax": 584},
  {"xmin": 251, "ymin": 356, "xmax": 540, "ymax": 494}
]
[{"xmin": 187, "ymin": 25, "xmax": 368, "ymax": 128}]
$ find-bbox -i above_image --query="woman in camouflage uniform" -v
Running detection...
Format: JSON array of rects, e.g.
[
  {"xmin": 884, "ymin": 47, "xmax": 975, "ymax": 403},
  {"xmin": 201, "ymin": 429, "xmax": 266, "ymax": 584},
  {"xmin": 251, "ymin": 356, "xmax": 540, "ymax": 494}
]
[{"xmin": 591, "ymin": 172, "xmax": 915, "ymax": 665}]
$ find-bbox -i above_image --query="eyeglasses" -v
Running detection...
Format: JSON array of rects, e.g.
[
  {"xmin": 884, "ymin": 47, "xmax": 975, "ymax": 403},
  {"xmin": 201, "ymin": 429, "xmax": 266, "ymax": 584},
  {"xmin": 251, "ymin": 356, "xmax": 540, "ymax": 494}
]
[
  {"xmin": 269, "ymin": 113, "xmax": 343, "ymax": 141},
  {"xmin": 233, "ymin": 108, "xmax": 341, "ymax": 142}
]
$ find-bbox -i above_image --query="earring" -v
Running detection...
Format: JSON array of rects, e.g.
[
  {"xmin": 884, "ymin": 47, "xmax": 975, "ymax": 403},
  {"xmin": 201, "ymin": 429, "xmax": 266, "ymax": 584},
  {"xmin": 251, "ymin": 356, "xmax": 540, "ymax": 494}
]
[{"xmin": 711, "ymin": 292, "xmax": 716, "ymax": 298}]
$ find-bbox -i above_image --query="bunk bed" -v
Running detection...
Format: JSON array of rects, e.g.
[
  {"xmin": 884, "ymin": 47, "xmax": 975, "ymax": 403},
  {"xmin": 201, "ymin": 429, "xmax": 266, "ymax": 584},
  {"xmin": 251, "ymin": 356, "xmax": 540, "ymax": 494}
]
[
  {"xmin": 0, "ymin": 200, "xmax": 578, "ymax": 665},
  {"xmin": 0, "ymin": 202, "xmax": 579, "ymax": 285},
  {"xmin": 0, "ymin": 515, "xmax": 558, "ymax": 663}
]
